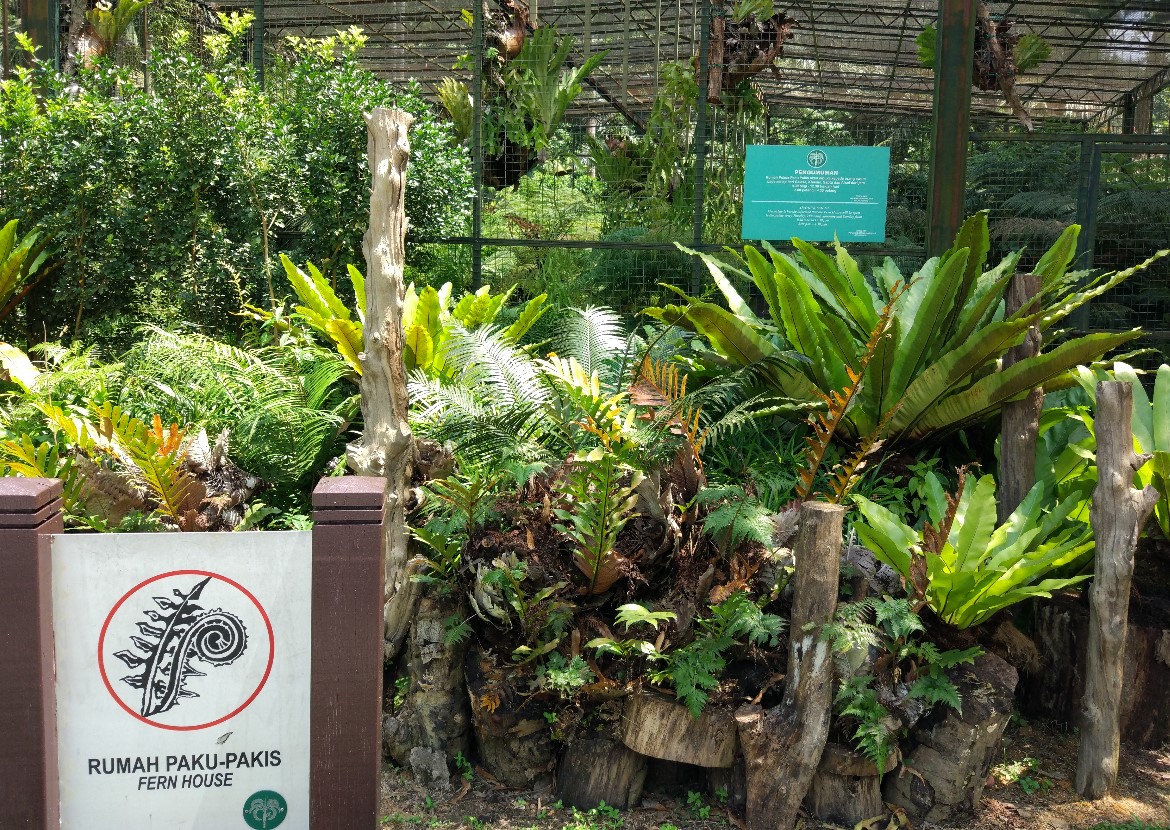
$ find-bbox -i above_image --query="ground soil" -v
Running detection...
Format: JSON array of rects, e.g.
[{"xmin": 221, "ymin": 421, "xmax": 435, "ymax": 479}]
[{"xmin": 379, "ymin": 720, "xmax": 1169, "ymax": 830}]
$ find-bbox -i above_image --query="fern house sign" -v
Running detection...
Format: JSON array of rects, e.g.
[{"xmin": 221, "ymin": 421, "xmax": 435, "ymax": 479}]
[
  {"xmin": 0, "ymin": 476, "xmax": 390, "ymax": 830},
  {"xmin": 54, "ymin": 532, "xmax": 310, "ymax": 827}
]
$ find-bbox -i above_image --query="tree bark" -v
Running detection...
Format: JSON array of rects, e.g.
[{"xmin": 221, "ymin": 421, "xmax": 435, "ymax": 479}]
[
  {"xmin": 735, "ymin": 501, "xmax": 842, "ymax": 830},
  {"xmin": 1022, "ymin": 589, "xmax": 1170, "ymax": 749},
  {"xmin": 805, "ymin": 743, "xmax": 895, "ymax": 826},
  {"xmin": 621, "ymin": 692, "xmax": 737, "ymax": 768},
  {"xmin": 383, "ymin": 590, "xmax": 472, "ymax": 787},
  {"xmin": 557, "ymin": 736, "xmax": 647, "ymax": 810},
  {"xmin": 707, "ymin": 14, "xmax": 725, "ymax": 106},
  {"xmin": 1076, "ymin": 381, "xmax": 1159, "ymax": 799},
  {"xmin": 998, "ymin": 272, "xmax": 1043, "ymax": 524},
  {"xmin": 884, "ymin": 652, "xmax": 1018, "ymax": 822},
  {"xmin": 348, "ymin": 108, "xmax": 419, "ymax": 662},
  {"xmin": 62, "ymin": 0, "xmax": 90, "ymax": 75}
]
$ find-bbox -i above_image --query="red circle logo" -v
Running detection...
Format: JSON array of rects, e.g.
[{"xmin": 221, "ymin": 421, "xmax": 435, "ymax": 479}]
[{"xmin": 97, "ymin": 570, "xmax": 275, "ymax": 731}]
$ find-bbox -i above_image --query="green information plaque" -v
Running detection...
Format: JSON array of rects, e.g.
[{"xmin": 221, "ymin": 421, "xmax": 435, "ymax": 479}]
[{"xmin": 741, "ymin": 145, "xmax": 891, "ymax": 242}]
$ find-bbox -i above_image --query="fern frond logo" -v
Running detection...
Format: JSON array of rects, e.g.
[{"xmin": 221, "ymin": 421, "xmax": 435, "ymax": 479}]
[
  {"xmin": 114, "ymin": 576, "xmax": 248, "ymax": 717},
  {"xmin": 243, "ymin": 790, "xmax": 288, "ymax": 829},
  {"xmin": 99, "ymin": 570, "xmax": 275, "ymax": 730}
]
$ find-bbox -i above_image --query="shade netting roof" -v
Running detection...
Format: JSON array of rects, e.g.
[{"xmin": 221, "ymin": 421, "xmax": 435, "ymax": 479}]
[{"xmin": 233, "ymin": 0, "xmax": 1169, "ymax": 125}]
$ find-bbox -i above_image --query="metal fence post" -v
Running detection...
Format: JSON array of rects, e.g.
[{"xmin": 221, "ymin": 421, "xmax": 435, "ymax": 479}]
[
  {"xmin": 253, "ymin": 0, "xmax": 265, "ymax": 87},
  {"xmin": 691, "ymin": 0, "xmax": 713, "ymax": 293},
  {"xmin": 470, "ymin": 0, "xmax": 485, "ymax": 291},
  {"xmin": 926, "ymin": 0, "xmax": 976, "ymax": 256},
  {"xmin": 0, "ymin": 478, "xmax": 63, "ymax": 830},
  {"xmin": 310, "ymin": 476, "xmax": 389, "ymax": 830}
]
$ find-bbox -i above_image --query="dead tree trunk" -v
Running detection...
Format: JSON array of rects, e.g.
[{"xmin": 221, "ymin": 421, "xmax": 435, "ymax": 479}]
[
  {"xmin": 735, "ymin": 501, "xmax": 842, "ymax": 830},
  {"xmin": 707, "ymin": 14, "xmax": 725, "ymax": 106},
  {"xmin": 998, "ymin": 272, "xmax": 1043, "ymax": 524},
  {"xmin": 348, "ymin": 108, "xmax": 420, "ymax": 662},
  {"xmin": 1076, "ymin": 381, "xmax": 1159, "ymax": 799}
]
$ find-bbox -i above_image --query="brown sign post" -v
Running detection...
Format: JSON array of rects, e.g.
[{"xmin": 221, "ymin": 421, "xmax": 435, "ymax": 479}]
[
  {"xmin": 0, "ymin": 478, "xmax": 64, "ymax": 829},
  {"xmin": 0, "ymin": 475, "xmax": 388, "ymax": 830}
]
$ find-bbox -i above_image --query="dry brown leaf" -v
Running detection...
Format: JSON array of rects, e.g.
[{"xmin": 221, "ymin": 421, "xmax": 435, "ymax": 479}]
[
  {"xmin": 573, "ymin": 550, "xmax": 625, "ymax": 595},
  {"xmin": 450, "ymin": 778, "xmax": 472, "ymax": 804}
]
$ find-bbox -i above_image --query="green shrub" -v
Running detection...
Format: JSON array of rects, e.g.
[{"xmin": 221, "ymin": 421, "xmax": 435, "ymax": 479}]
[{"xmin": 0, "ymin": 25, "xmax": 470, "ymax": 350}]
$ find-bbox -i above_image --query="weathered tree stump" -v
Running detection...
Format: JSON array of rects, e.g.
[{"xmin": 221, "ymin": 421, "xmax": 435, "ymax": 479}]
[
  {"xmin": 1077, "ymin": 381, "xmax": 1159, "ymax": 799},
  {"xmin": 557, "ymin": 736, "xmax": 647, "ymax": 810},
  {"xmin": 736, "ymin": 501, "xmax": 843, "ymax": 830},
  {"xmin": 348, "ymin": 107, "xmax": 419, "ymax": 663},
  {"xmin": 884, "ymin": 652, "xmax": 1018, "ymax": 823},
  {"xmin": 805, "ymin": 743, "xmax": 897, "ymax": 826},
  {"xmin": 622, "ymin": 692, "xmax": 737, "ymax": 768},
  {"xmin": 383, "ymin": 591, "xmax": 472, "ymax": 789},
  {"xmin": 465, "ymin": 649, "xmax": 556, "ymax": 791},
  {"xmin": 1020, "ymin": 591, "xmax": 1170, "ymax": 749},
  {"xmin": 998, "ymin": 272, "xmax": 1043, "ymax": 524}
]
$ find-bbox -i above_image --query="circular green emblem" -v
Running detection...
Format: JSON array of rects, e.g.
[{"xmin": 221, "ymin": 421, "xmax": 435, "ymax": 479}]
[
  {"xmin": 242, "ymin": 790, "xmax": 288, "ymax": 829},
  {"xmin": 807, "ymin": 149, "xmax": 828, "ymax": 168}
]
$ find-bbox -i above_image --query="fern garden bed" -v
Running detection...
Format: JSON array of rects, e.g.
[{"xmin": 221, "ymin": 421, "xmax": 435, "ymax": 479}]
[{"xmin": 5, "ymin": 205, "xmax": 1170, "ymax": 826}]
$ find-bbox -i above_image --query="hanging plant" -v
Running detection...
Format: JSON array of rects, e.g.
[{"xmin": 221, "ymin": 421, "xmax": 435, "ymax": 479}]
[
  {"xmin": 439, "ymin": 1, "xmax": 606, "ymax": 189},
  {"xmin": 917, "ymin": 1, "xmax": 1051, "ymax": 131},
  {"xmin": 707, "ymin": 0, "xmax": 796, "ymax": 105}
]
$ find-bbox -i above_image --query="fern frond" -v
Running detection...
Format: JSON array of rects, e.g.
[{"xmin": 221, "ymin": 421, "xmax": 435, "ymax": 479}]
[
  {"xmin": 0, "ymin": 435, "xmax": 85, "ymax": 510},
  {"xmin": 92, "ymin": 402, "xmax": 200, "ymax": 523},
  {"xmin": 442, "ymin": 325, "xmax": 548, "ymax": 408},
  {"xmin": 797, "ymin": 283, "xmax": 905, "ymax": 500},
  {"xmin": 116, "ymin": 328, "xmax": 349, "ymax": 483},
  {"xmin": 549, "ymin": 306, "xmax": 625, "ymax": 381}
]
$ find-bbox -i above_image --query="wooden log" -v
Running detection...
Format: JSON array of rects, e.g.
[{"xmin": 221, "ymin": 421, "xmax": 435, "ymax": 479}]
[
  {"xmin": 466, "ymin": 648, "xmax": 556, "ymax": 791},
  {"xmin": 735, "ymin": 502, "xmax": 843, "ymax": 830},
  {"xmin": 1076, "ymin": 381, "xmax": 1159, "ymax": 799},
  {"xmin": 621, "ymin": 692, "xmax": 737, "ymax": 768},
  {"xmin": 805, "ymin": 743, "xmax": 897, "ymax": 826},
  {"xmin": 383, "ymin": 590, "xmax": 472, "ymax": 788},
  {"xmin": 998, "ymin": 272, "xmax": 1043, "ymax": 524},
  {"xmin": 884, "ymin": 652, "xmax": 1018, "ymax": 822},
  {"xmin": 557, "ymin": 736, "xmax": 647, "ymax": 810},
  {"xmin": 707, "ymin": 14, "xmax": 725, "ymax": 105},
  {"xmin": 348, "ymin": 108, "xmax": 420, "ymax": 663},
  {"xmin": 706, "ymin": 756, "xmax": 746, "ymax": 811}
]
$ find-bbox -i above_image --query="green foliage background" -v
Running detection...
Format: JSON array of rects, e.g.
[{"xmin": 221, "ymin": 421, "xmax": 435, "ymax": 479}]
[{"xmin": 0, "ymin": 29, "xmax": 471, "ymax": 352}]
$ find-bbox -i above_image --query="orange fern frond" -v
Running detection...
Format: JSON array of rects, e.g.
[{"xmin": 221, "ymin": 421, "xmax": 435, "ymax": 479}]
[
  {"xmin": 797, "ymin": 282, "xmax": 907, "ymax": 501},
  {"xmin": 149, "ymin": 414, "xmax": 187, "ymax": 457},
  {"xmin": 631, "ymin": 355, "xmax": 708, "ymax": 462}
]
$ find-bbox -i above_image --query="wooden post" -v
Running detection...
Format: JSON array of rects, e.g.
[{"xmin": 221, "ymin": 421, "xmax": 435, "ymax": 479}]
[
  {"xmin": 0, "ymin": 478, "xmax": 63, "ymax": 830},
  {"xmin": 1076, "ymin": 382, "xmax": 1158, "ymax": 799},
  {"xmin": 347, "ymin": 108, "xmax": 419, "ymax": 662},
  {"xmin": 707, "ymin": 13, "xmax": 724, "ymax": 105},
  {"xmin": 926, "ymin": 0, "xmax": 976, "ymax": 255},
  {"xmin": 736, "ymin": 502, "xmax": 843, "ymax": 830},
  {"xmin": 998, "ymin": 272, "xmax": 1043, "ymax": 523},
  {"xmin": 311, "ymin": 476, "xmax": 389, "ymax": 830}
]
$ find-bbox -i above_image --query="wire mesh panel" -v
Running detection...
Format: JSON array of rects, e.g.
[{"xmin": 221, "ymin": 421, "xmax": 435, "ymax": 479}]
[
  {"xmin": 1091, "ymin": 147, "xmax": 1170, "ymax": 360},
  {"xmin": 203, "ymin": 0, "xmax": 1170, "ymax": 326}
]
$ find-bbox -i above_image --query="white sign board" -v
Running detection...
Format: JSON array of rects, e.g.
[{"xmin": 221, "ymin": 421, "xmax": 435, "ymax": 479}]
[{"xmin": 52, "ymin": 532, "xmax": 312, "ymax": 830}]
